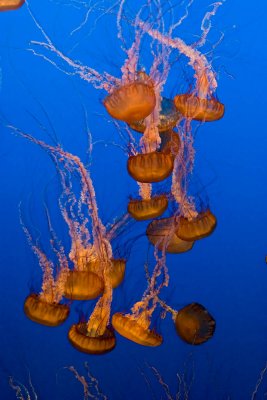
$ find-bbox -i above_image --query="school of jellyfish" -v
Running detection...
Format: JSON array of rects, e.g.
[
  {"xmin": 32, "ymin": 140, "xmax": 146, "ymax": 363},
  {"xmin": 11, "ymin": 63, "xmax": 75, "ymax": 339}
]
[{"xmin": 1, "ymin": 0, "xmax": 248, "ymax": 398}]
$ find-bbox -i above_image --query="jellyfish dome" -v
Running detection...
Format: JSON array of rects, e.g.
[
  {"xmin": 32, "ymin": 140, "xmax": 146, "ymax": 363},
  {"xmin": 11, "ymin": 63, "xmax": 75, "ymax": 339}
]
[
  {"xmin": 176, "ymin": 209, "xmax": 217, "ymax": 241},
  {"xmin": 174, "ymin": 94, "xmax": 224, "ymax": 122},
  {"xmin": 112, "ymin": 312, "xmax": 162, "ymax": 347},
  {"xmin": 103, "ymin": 81, "xmax": 156, "ymax": 123},
  {"xmin": 175, "ymin": 303, "xmax": 216, "ymax": 345},
  {"xmin": 0, "ymin": 0, "xmax": 24, "ymax": 11},
  {"xmin": 127, "ymin": 152, "xmax": 174, "ymax": 183},
  {"xmin": 64, "ymin": 270, "xmax": 104, "ymax": 301},
  {"xmin": 68, "ymin": 322, "xmax": 116, "ymax": 354},
  {"xmin": 24, "ymin": 294, "xmax": 70, "ymax": 327},
  {"xmin": 146, "ymin": 217, "xmax": 194, "ymax": 253},
  {"xmin": 128, "ymin": 195, "xmax": 168, "ymax": 221}
]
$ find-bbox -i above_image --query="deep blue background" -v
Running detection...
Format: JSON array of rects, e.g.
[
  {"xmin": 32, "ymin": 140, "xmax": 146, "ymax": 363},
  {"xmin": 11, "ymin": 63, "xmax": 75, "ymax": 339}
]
[{"xmin": 0, "ymin": 0, "xmax": 266, "ymax": 399}]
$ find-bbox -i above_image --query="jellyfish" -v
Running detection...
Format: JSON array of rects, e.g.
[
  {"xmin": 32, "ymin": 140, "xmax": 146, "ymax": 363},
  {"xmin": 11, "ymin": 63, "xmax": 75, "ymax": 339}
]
[
  {"xmin": 138, "ymin": 2, "xmax": 224, "ymax": 122},
  {"xmin": 175, "ymin": 209, "xmax": 217, "ymax": 241},
  {"xmin": 9, "ymin": 374, "xmax": 38, "ymax": 400},
  {"xmin": 21, "ymin": 210, "xmax": 70, "ymax": 327},
  {"xmin": 146, "ymin": 217, "xmax": 194, "ymax": 254},
  {"xmin": 112, "ymin": 240, "xmax": 170, "ymax": 347},
  {"xmin": 158, "ymin": 299, "xmax": 215, "ymax": 345},
  {"xmin": 28, "ymin": 6, "xmax": 155, "ymax": 124},
  {"xmin": 0, "ymin": 0, "xmax": 24, "ymax": 11},
  {"xmin": 175, "ymin": 303, "xmax": 216, "ymax": 345}
]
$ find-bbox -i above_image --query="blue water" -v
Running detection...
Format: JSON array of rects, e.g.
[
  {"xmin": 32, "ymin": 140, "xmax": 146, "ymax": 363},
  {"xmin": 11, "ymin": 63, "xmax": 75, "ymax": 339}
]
[{"xmin": 0, "ymin": 1, "xmax": 266, "ymax": 399}]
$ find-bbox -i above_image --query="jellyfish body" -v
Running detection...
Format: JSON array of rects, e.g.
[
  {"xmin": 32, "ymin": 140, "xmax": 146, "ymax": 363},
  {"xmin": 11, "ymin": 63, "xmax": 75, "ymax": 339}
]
[
  {"xmin": 174, "ymin": 94, "xmax": 224, "ymax": 122},
  {"xmin": 128, "ymin": 195, "xmax": 168, "ymax": 221},
  {"xmin": 0, "ymin": 0, "xmax": 24, "ymax": 11},
  {"xmin": 129, "ymin": 98, "xmax": 181, "ymax": 133},
  {"xmin": 127, "ymin": 152, "xmax": 174, "ymax": 183},
  {"xmin": 68, "ymin": 322, "xmax": 116, "ymax": 354},
  {"xmin": 64, "ymin": 270, "xmax": 104, "ymax": 301},
  {"xmin": 112, "ymin": 312, "xmax": 162, "ymax": 347},
  {"xmin": 176, "ymin": 209, "xmax": 217, "ymax": 241},
  {"xmin": 147, "ymin": 217, "xmax": 194, "ymax": 253},
  {"xmin": 103, "ymin": 82, "xmax": 156, "ymax": 123},
  {"xmin": 24, "ymin": 294, "xmax": 70, "ymax": 327},
  {"xmin": 175, "ymin": 303, "xmax": 215, "ymax": 345}
]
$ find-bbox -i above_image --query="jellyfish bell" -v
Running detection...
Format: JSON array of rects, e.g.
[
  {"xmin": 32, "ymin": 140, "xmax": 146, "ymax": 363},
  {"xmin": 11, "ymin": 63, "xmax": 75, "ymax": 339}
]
[
  {"xmin": 0, "ymin": 0, "xmax": 25, "ymax": 11},
  {"xmin": 146, "ymin": 217, "xmax": 194, "ymax": 253},
  {"xmin": 129, "ymin": 98, "xmax": 181, "ymax": 133},
  {"xmin": 127, "ymin": 152, "xmax": 174, "ymax": 183},
  {"xmin": 112, "ymin": 312, "xmax": 162, "ymax": 347},
  {"xmin": 103, "ymin": 81, "xmax": 156, "ymax": 123},
  {"xmin": 128, "ymin": 194, "xmax": 168, "ymax": 221},
  {"xmin": 174, "ymin": 94, "xmax": 224, "ymax": 122},
  {"xmin": 175, "ymin": 303, "xmax": 216, "ymax": 345},
  {"xmin": 24, "ymin": 294, "xmax": 70, "ymax": 327},
  {"xmin": 64, "ymin": 270, "xmax": 104, "ymax": 301},
  {"xmin": 176, "ymin": 209, "xmax": 217, "ymax": 241},
  {"xmin": 68, "ymin": 322, "xmax": 116, "ymax": 354}
]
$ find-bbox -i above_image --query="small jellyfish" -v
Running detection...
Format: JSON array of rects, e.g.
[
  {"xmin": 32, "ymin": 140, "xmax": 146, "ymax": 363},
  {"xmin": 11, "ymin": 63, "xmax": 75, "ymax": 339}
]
[
  {"xmin": 127, "ymin": 195, "xmax": 168, "ymax": 221},
  {"xmin": 103, "ymin": 80, "xmax": 156, "ymax": 123},
  {"xmin": 175, "ymin": 303, "xmax": 216, "ymax": 345},
  {"xmin": 21, "ymin": 208, "xmax": 69, "ymax": 327},
  {"xmin": 112, "ymin": 311, "xmax": 162, "ymax": 347},
  {"xmin": 176, "ymin": 209, "xmax": 217, "ymax": 241},
  {"xmin": 0, "ymin": 0, "xmax": 24, "ymax": 11},
  {"xmin": 127, "ymin": 151, "xmax": 174, "ymax": 183}
]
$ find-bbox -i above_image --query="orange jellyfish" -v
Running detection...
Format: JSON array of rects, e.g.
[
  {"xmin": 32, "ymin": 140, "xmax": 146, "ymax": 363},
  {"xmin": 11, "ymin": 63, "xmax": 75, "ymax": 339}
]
[
  {"xmin": 175, "ymin": 303, "xmax": 216, "ymax": 345},
  {"xmin": 146, "ymin": 217, "xmax": 194, "ymax": 254},
  {"xmin": 127, "ymin": 151, "xmax": 174, "ymax": 183},
  {"xmin": 112, "ymin": 244, "xmax": 170, "ymax": 347},
  {"xmin": 127, "ymin": 195, "xmax": 168, "ymax": 221},
  {"xmin": 138, "ymin": 3, "xmax": 224, "ymax": 122},
  {"xmin": 28, "ymin": 8, "xmax": 156, "ymax": 124},
  {"xmin": 21, "ymin": 215, "xmax": 70, "ymax": 327},
  {"xmin": 176, "ymin": 209, "xmax": 217, "ymax": 241},
  {"xmin": 0, "ymin": 0, "xmax": 24, "ymax": 11}
]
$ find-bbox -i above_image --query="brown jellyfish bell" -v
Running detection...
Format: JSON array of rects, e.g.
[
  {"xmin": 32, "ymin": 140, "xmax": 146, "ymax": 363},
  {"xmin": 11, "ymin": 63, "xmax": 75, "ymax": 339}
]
[
  {"xmin": 129, "ymin": 97, "xmax": 181, "ymax": 133},
  {"xmin": 87, "ymin": 258, "xmax": 126, "ymax": 289},
  {"xmin": 176, "ymin": 209, "xmax": 217, "ymax": 241},
  {"xmin": 64, "ymin": 270, "xmax": 104, "ymax": 301},
  {"xmin": 68, "ymin": 321, "xmax": 116, "ymax": 355},
  {"xmin": 127, "ymin": 194, "xmax": 168, "ymax": 221},
  {"xmin": 0, "ymin": 0, "xmax": 24, "ymax": 11},
  {"xmin": 112, "ymin": 310, "xmax": 162, "ymax": 347},
  {"xmin": 146, "ymin": 217, "xmax": 194, "ymax": 253},
  {"xmin": 103, "ymin": 81, "xmax": 156, "ymax": 123},
  {"xmin": 24, "ymin": 294, "xmax": 69, "ymax": 327},
  {"xmin": 174, "ymin": 93, "xmax": 224, "ymax": 122},
  {"xmin": 175, "ymin": 303, "xmax": 216, "ymax": 345},
  {"xmin": 127, "ymin": 151, "xmax": 174, "ymax": 183}
]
